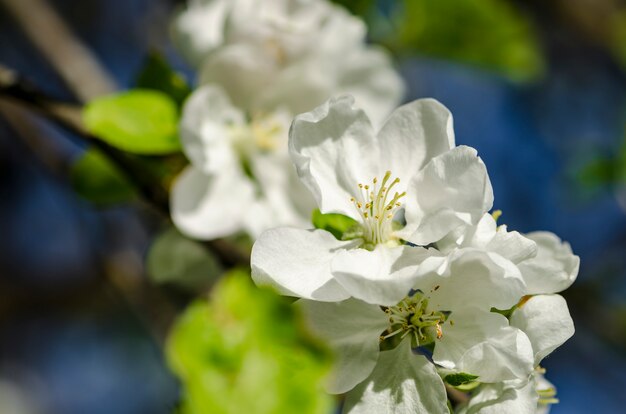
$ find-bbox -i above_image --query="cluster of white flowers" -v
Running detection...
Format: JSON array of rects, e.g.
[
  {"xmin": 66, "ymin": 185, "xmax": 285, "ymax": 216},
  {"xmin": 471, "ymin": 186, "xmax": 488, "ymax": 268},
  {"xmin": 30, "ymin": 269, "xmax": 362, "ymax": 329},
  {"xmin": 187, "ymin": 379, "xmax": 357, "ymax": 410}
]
[
  {"xmin": 251, "ymin": 96, "xmax": 578, "ymax": 413},
  {"xmin": 170, "ymin": 0, "xmax": 403, "ymax": 240},
  {"xmin": 169, "ymin": 0, "xmax": 577, "ymax": 412}
]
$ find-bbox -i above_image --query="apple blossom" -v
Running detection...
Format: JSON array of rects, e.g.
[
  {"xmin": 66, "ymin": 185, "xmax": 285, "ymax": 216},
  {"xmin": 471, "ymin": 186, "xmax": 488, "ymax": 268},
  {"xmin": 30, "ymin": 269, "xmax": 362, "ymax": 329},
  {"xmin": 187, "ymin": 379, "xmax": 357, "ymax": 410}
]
[
  {"xmin": 456, "ymin": 293, "xmax": 574, "ymax": 414},
  {"xmin": 297, "ymin": 248, "xmax": 534, "ymax": 413},
  {"xmin": 170, "ymin": 0, "xmax": 404, "ymax": 240},
  {"xmin": 252, "ymin": 96, "xmax": 493, "ymax": 303},
  {"xmin": 171, "ymin": 0, "xmax": 403, "ymax": 125}
]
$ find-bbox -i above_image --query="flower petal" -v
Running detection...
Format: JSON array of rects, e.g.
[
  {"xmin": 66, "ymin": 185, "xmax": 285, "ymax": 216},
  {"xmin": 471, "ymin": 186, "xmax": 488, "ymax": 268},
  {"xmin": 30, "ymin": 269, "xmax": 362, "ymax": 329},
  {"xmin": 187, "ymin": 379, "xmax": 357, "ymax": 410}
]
[
  {"xmin": 170, "ymin": 0, "xmax": 230, "ymax": 67},
  {"xmin": 446, "ymin": 214, "xmax": 538, "ymax": 264},
  {"xmin": 400, "ymin": 146, "xmax": 494, "ymax": 245},
  {"xmin": 255, "ymin": 56, "xmax": 335, "ymax": 116},
  {"xmin": 423, "ymin": 249, "xmax": 526, "ymax": 312},
  {"xmin": 171, "ymin": 165, "xmax": 254, "ymax": 240},
  {"xmin": 434, "ymin": 309, "xmax": 534, "ymax": 382},
  {"xmin": 299, "ymin": 298, "xmax": 388, "ymax": 394},
  {"xmin": 331, "ymin": 245, "xmax": 432, "ymax": 306},
  {"xmin": 242, "ymin": 153, "xmax": 314, "ymax": 237},
  {"xmin": 518, "ymin": 232, "xmax": 579, "ymax": 294},
  {"xmin": 458, "ymin": 380, "xmax": 538, "ymax": 414},
  {"xmin": 343, "ymin": 340, "xmax": 449, "ymax": 414},
  {"xmin": 376, "ymin": 98, "xmax": 454, "ymax": 186},
  {"xmin": 510, "ymin": 294, "xmax": 574, "ymax": 365},
  {"xmin": 336, "ymin": 47, "xmax": 405, "ymax": 129},
  {"xmin": 199, "ymin": 43, "xmax": 279, "ymax": 112},
  {"xmin": 251, "ymin": 228, "xmax": 356, "ymax": 301},
  {"xmin": 179, "ymin": 85, "xmax": 243, "ymax": 174},
  {"xmin": 289, "ymin": 96, "xmax": 378, "ymax": 219}
]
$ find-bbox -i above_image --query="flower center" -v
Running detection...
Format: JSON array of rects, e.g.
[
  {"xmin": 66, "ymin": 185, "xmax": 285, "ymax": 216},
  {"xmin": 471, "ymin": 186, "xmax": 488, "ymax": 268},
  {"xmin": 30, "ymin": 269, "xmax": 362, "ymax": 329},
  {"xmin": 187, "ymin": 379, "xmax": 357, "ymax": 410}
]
[
  {"xmin": 379, "ymin": 290, "xmax": 450, "ymax": 347},
  {"xmin": 350, "ymin": 171, "xmax": 406, "ymax": 247},
  {"xmin": 230, "ymin": 113, "xmax": 284, "ymax": 155}
]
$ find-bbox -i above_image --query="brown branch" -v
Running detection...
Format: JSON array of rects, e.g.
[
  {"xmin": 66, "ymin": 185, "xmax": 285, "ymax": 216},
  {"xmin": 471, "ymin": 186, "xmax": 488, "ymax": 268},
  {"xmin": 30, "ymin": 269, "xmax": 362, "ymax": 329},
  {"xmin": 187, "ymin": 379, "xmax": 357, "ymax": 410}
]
[
  {"xmin": 0, "ymin": 0, "xmax": 117, "ymax": 102},
  {"xmin": 0, "ymin": 65, "xmax": 251, "ymax": 267}
]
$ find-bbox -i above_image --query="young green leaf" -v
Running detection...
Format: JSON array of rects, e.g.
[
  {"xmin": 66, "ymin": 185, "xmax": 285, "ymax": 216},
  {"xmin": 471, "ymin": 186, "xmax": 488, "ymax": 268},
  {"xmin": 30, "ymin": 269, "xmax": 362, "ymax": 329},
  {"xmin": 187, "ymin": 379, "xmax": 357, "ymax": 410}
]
[
  {"xmin": 146, "ymin": 227, "xmax": 222, "ymax": 291},
  {"xmin": 135, "ymin": 52, "xmax": 191, "ymax": 107},
  {"xmin": 83, "ymin": 89, "xmax": 181, "ymax": 154},
  {"xmin": 311, "ymin": 209, "xmax": 359, "ymax": 240},
  {"xmin": 166, "ymin": 270, "xmax": 333, "ymax": 414},
  {"xmin": 70, "ymin": 148, "xmax": 136, "ymax": 205}
]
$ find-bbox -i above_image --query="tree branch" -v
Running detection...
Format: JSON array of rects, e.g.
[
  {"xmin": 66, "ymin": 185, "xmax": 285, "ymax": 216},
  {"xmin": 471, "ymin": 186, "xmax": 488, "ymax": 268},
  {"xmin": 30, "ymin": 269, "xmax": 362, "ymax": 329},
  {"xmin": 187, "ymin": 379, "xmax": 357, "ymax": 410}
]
[{"xmin": 0, "ymin": 64, "xmax": 251, "ymax": 266}]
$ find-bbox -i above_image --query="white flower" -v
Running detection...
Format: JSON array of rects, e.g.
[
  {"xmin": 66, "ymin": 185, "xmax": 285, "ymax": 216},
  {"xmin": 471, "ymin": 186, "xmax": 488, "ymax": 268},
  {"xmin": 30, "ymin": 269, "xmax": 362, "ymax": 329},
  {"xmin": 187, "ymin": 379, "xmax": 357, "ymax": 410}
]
[
  {"xmin": 457, "ymin": 294, "xmax": 574, "ymax": 414},
  {"xmin": 171, "ymin": 85, "xmax": 313, "ymax": 239},
  {"xmin": 170, "ymin": 0, "xmax": 405, "ymax": 240},
  {"xmin": 298, "ymin": 248, "xmax": 533, "ymax": 413},
  {"xmin": 171, "ymin": 0, "xmax": 403, "ymax": 127},
  {"xmin": 252, "ymin": 96, "xmax": 494, "ymax": 304}
]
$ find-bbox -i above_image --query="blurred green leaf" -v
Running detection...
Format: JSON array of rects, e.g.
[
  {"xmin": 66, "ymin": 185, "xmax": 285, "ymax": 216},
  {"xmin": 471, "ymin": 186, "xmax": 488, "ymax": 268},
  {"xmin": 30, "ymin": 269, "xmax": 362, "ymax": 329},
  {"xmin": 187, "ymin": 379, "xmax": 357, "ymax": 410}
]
[
  {"xmin": 70, "ymin": 148, "xmax": 136, "ymax": 205},
  {"xmin": 579, "ymin": 157, "xmax": 617, "ymax": 187},
  {"xmin": 146, "ymin": 227, "xmax": 222, "ymax": 291},
  {"xmin": 135, "ymin": 52, "xmax": 192, "ymax": 107},
  {"xmin": 311, "ymin": 209, "xmax": 358, "ymax": 240},
  {"xmin": 167, "ymin": 270, "xmax": 333, "ymax": 414},
  {"xmin": 83, "ymin": 89, "xmax": 181, "ymax": 154},
  {"xmin": 331, "ymin": 0, "xmax": 375, "ymax": 17},
  {"xmin": 381, "ymin": 0, "xmax": 544, "ymax": 81}
]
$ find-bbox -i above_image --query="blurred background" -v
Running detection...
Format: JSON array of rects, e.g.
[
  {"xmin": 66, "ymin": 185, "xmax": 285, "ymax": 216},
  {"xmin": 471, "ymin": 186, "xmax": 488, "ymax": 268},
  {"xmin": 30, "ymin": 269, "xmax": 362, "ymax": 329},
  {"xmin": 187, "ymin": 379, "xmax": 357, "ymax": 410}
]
[{"xmin": 1, "ymin": 0, "xmax": 626, "ymax": 412}]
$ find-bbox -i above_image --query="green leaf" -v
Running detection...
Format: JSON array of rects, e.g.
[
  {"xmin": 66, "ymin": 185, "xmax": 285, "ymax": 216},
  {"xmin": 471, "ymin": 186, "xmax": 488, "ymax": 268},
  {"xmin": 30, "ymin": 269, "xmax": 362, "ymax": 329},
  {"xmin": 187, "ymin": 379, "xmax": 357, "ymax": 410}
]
[
  {"xmin": 311, "ymin": 209, "xmax": 359, "ymax": 240},
  {"xmin": 166, "ymin": 270, "xmax": 333, "ymax": 414},
  {"xmin": 444, "ymin": 372, "xmax": 479, "ymax": 387},
  {"xmin": 578, "ymin": 157, "xmax": 616, "ymax": 187},
  {"xmin": 146, "ymin": 227, "xmax": 222, "ymax": 291},
  {"xmin": 383, "ymin": 0, "xmax": 544, "ymax": 81},
  {"xmin": 135, "ymin": 52, "xmax": 192, "ymax": 107},
  {"xmin": 70, "ymin": 148, "xmax": 136, "ymax": 205},
  {"xmin": 83, "ymin": 89, "xmax": 181, "ymax": 154}
]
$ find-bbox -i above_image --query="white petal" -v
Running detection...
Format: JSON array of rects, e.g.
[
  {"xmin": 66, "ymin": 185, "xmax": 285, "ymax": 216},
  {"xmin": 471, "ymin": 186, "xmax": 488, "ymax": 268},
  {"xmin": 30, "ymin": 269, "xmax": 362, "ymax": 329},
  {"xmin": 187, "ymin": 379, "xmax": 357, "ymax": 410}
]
[
  {"xmin": 242, "ymin": 154, "xmax": 314, "ymax": 237},
  {"xmin": 488, "ymin": 225, "xmax": 538, "ymax": 264},
  {"xmin": 170, "ymin": 165, "xmax": 254, "ymax": 240},
  {"xmin": 453, "ymin": 214, "xmax": 538, "ymax": 264},
  {"xmin": 331, "ymin": 245, "xmax": 432, "ymax": 306},
  {"xmin": 400, "ymin": 146, "xmax": 494, "ymax": 245},
  {"xmin": 289, "ymin": 96, "xmax": 378, "ymax": 219},
  {"xmin": 423, "ymin": 249, "xmax": 526, "ymax": 312},
  {"xmin": 434, "ymin": 309, "xmax": 534, "ymax": 382},
  {"xmin": 377, "ymin": 98, "xmax": 454, "ymax": 186},
  {"xmin": 336, "ymin": 47, "xmax": 405, "ymax": 129},
  {"xmin": 510, "ymin": 294, "xmax": 574, "ymax": 365},
  {"xmin": 518, "ymin": 232, "xmax": 579, "ymax": 294},
  {"xmin": 179, "ymin": 85, "xmax": 243, "ymax": 173},
  {"xmin": 299, "ymin": 299, "xmax": 388, "ymax": 394},
  {"xmin": 254, "ymin": 55, "xmax": 335, "ymax": 116},
  {"xmin": 343, "ymin": 340, "xmax": 449, "ymax": 414},
  {"xmin": 251, "ymin": 228, "xmax": 356, "ymax": 301},
  {"xmin": 459, "ymin": 380, "xmax": 538, "ymax": 414},
  {"xmin": 170, "ymin": 0, "xmax": 230, "ymax": 67},
  {"xmin": 199, "ymin": 43, "xmax": 279, "ymax": 112}
]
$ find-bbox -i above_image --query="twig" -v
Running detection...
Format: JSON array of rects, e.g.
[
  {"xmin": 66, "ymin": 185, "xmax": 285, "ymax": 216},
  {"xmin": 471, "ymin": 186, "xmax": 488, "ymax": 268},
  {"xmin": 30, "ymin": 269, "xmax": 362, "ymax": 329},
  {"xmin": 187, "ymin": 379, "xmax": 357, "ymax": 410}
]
[
  {"xmin": 0, "ymin": 0, "xmax": 117, "ymax": 102},
  {"xmin": 0, "ymin": 66, "xmax": 251, "ymax": 266}
]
